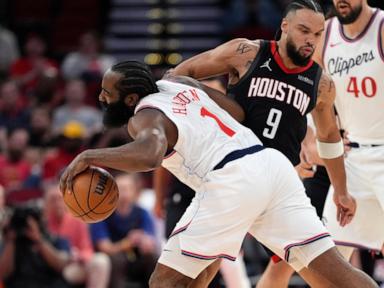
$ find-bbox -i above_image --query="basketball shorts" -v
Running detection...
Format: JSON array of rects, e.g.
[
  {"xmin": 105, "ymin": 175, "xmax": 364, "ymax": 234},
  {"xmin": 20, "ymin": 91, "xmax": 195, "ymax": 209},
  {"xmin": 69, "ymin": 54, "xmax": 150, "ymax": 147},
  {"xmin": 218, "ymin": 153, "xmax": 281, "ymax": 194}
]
[
  {"xmin": 323, "ymin": 145, "xmax": 384, "ymax": 257},
  {"xmin": 158, "ymin": 147, "xmax": 334, "ymax": 279}
]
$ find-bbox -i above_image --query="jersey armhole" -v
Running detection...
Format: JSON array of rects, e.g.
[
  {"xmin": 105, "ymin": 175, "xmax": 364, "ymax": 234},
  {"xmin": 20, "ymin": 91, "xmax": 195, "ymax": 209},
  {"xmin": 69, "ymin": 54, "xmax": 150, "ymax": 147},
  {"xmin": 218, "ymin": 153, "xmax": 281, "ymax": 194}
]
[
  {"xmin": 227, "ymin": 40, "xmax": 267, "ymax": 90},
  {"xmin": 378, "ymin": 18, "xmax": 384, "ymax": 62}
]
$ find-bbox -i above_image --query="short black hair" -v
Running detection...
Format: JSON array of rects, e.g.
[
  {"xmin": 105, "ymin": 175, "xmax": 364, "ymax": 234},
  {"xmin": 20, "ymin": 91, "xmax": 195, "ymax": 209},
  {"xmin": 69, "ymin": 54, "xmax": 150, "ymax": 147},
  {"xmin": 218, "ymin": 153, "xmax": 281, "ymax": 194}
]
[
  {"xmin": 283, "ymin": 0, "xmax": 324, "ymax": 18},
  {"xmin": 111, "ymin": 60, "xmax": 159, "ymax": 100}
]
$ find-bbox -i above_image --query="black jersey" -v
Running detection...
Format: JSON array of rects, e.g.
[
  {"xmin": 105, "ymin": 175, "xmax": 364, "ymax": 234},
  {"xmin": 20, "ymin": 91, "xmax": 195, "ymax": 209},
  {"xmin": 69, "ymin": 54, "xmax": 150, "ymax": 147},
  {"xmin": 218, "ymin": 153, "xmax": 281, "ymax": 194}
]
[{"xmin": 228, "ymin": 40, "xmax": 322, "ymax": 165}]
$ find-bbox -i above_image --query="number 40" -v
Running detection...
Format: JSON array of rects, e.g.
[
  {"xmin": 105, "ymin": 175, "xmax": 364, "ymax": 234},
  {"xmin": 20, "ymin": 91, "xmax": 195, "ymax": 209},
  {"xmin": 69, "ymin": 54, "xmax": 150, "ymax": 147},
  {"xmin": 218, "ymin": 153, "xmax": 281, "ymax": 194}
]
[{"xmin": 347, "ymin": 76, "xmax": 377, "ymax": 98}]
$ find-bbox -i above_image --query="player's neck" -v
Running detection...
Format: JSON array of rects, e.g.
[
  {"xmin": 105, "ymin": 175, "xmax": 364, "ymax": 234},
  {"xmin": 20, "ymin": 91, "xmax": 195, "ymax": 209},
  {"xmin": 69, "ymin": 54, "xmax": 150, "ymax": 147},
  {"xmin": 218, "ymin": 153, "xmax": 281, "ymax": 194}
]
[
  {"xmin": 275, "ymin": 40, "xmax": 298, "ymax": 69},
  {"xmin": 341, "ymin": 6, "xmax": 375, "ymax": 39}
]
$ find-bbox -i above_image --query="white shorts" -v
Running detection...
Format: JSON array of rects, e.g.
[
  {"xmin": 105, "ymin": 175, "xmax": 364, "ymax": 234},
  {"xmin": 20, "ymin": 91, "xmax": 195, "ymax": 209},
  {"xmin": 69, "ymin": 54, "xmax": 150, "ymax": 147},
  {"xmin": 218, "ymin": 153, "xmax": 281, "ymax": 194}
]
[
  {"xmin": 323, "ymin": 145, "xmax": 384, "ymax": 252},
  {"xmin": 158, "ymin": 148, "xmax": 335, "ymax": 279}
]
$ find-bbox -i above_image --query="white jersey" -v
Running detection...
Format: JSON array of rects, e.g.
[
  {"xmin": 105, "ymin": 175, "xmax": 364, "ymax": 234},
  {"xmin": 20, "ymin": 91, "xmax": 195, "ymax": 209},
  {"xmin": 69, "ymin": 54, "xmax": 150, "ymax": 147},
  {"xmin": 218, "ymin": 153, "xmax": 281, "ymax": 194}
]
[
  {"xmin": 134, "ymin": 80, "xmax": 261, "ymax": 190},
  {"xmin": 323, "ymin": 9, "xmax": 384, "ymax": 144}
]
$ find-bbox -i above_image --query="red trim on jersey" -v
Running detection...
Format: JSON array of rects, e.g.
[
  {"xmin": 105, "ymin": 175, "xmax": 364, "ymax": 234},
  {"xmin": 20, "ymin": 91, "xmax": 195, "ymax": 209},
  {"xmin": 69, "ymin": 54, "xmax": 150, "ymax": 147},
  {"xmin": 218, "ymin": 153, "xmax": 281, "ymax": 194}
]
[
  {"xmin": 335, "ymin": 240, "xmax": 381, "ymax": 252},
  {"xmin": 284, "ymin": 232, "xmax": 330, "ymax": 262},
  {"xmin": 378, "ymin": 18, "xmax": 384, "ymax": 62},
  {"xmin": 339, "ymin": 9, "xmax": 379, "ymax": 43},
  {"xmin": 270, "ymin": 41, "xmax": 313, "ymax": 74},
  {"xmin": 181, "ymin": 250, "xmax": 237, "ymax": 261},
  {"xmin": 322, "ymin": 18, "xmax": 334, "ymax": 65}
]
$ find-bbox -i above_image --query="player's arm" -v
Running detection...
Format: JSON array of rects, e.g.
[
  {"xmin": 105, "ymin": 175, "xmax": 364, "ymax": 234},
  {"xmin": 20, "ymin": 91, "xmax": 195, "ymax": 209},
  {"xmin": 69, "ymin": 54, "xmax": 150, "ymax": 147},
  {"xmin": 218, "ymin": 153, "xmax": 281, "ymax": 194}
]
[
  {"xmin": 170, "ymin": 38, "xmax": 259, "ymax": 80},
  {"xmin": 153, "ymin": 167, "xmax": 172, "ymax": 218},
  {"xmin": 164, "ymin": 75, "xmax": 245, "ymax": 122},
  {"xmin": 60, "ymin": 109, "xmax": 170, "ymax": 194},
  {"xmin": 311, "ymin": 72, "xmax": 356, "ymax": 226}
]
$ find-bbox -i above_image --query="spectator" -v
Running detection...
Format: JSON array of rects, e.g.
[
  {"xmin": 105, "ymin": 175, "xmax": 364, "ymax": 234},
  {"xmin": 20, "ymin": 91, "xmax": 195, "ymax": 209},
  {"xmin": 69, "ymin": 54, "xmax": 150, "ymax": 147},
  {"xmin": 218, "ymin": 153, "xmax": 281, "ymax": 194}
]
[
  {"xmin": 61, "ymin": 31, "xmax": 115, "ymax": 81},
  {"xmin": 0, "ymin": 25, "xmax": 19, "ymax": 79},
  {"xmin": 0, "ymin": 204, "xmax": 70, "ymax": 288},
  {"xmin": 90, "ymin": 173, "xmax": 158, "ymax": 288},
  {"xmin": 0, "ymin": 128, "xmax": 32, "ymax": 194},
  {"xmin": 42, "ymin": 121, "xmax": 86, "ymax": 183},
  {"xmin": 28, "ymin": 106, "xmax": 54, "ymax": 148},
  {"xmin": 10, "ymin": 33, "xmax": 59, "ymax": 105},
  {"xmin": 52, "ymin": 79, "xmax": 102, "ymax": 138},
  {"xmin": 44, "ymin": 184, "xmax": 111, "ymax": 288},
  {"xmin": 61, "ymin": 31, "xmax": 116, "ymax": 106},
  {"xmin": 0, "ymin": 80, "xmax": 29, "ymax": 132}
]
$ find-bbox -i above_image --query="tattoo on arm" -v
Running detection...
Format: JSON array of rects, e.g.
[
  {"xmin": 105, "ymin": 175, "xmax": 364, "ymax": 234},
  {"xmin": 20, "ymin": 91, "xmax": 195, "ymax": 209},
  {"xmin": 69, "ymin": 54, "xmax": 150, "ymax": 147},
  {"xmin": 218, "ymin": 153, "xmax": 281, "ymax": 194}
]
[
  {"xmin": 328, "ymin": 80, "xmax": 334, "ymax": 93},
  {"xmin": 236, "ymin": 43, "xmax": 252, "ymax": 54}
]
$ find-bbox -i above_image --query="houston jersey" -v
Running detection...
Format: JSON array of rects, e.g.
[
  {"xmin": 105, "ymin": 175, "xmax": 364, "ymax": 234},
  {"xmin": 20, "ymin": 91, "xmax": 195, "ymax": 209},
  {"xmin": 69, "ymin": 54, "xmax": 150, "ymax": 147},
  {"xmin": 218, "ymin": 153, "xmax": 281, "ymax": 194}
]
[
  {"xmin": 134, "ymin": 80, "xmax": 261, "ymax": 190},
  {"xmin": 323, "ymin": 9, "xmax": 384, "ymax": 144},
  {"xmin": 228, "ymin": 40, "xmax": 321, "ymax": 165}
]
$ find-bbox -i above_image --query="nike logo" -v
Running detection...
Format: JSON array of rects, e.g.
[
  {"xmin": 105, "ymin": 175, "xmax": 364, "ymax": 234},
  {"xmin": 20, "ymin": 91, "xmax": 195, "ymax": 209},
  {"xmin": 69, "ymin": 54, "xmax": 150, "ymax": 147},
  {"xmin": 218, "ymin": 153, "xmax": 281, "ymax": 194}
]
[{"xmin": 330, "ymin": 42, "xmax": 342, "ymax": 48}]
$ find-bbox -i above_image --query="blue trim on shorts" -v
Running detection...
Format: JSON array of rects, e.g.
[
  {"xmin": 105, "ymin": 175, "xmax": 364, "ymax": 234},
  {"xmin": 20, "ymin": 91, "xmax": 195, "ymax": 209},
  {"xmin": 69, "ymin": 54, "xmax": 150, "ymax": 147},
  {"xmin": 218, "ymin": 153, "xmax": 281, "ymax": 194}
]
[{"xmin": 213, "ymin": 145, "xmax": 265, "ymax": 171}]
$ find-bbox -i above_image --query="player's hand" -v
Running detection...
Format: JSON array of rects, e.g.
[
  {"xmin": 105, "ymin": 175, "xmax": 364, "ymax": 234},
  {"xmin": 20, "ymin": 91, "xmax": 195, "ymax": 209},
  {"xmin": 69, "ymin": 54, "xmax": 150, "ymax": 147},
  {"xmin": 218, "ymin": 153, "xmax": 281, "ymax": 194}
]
[
  {"xmin": 333, "ymin": 193, "xmax": 356, "ymax": 227},
  {"xmin": 295, "ymin": 150, "xmax": 314, "ymax": 179},
  {"xmin": 59, "ymin": 152, "xmax": 89, "ymax": 195}
]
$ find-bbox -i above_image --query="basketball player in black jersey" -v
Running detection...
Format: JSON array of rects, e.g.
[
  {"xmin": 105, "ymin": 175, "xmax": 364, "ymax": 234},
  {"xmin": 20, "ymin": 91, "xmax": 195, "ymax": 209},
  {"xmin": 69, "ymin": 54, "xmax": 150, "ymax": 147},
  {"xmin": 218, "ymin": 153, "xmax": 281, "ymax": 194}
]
[{"xmin": 171, "ymin": 0, "xmax": 357, "ymax": 287}]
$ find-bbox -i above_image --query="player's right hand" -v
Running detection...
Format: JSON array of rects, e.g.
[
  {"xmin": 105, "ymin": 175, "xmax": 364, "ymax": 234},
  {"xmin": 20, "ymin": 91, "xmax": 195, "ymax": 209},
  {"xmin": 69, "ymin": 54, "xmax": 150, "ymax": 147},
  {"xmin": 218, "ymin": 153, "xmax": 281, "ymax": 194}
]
[{"xmin": 333, "ymin": 193, "xmax": 356, "ymax": 227}]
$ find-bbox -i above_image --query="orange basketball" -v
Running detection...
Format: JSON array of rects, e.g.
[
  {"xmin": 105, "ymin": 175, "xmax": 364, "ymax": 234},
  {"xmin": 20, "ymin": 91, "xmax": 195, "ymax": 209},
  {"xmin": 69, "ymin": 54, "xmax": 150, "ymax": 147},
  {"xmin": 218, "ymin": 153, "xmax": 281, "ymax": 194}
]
[{"xmin": 63, "ymin": 167, "xmax": 119, "ymax": 223}]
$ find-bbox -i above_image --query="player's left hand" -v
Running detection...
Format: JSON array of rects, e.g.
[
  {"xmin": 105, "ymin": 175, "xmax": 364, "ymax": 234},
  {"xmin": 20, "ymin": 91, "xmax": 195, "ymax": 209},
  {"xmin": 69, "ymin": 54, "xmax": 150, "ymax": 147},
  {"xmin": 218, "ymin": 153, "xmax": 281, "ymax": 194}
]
[
  {"xmin": 59, "ymin": 152, "xmax": 89, "ymax": 195},
  {"xmin": 333, "ymin": 193, "xmax": 356, "ymax": 227}
]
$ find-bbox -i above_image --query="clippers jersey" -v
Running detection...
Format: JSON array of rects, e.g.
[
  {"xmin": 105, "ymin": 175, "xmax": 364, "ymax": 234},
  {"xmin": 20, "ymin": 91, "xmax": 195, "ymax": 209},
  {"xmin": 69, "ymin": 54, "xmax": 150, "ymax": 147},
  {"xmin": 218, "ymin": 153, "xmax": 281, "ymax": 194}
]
[
  {"xmin": 134, "ymin": 80, "xmax": 261, "ymax": 190},
  {"xmin": 323, "ymin": 9, "xmax": 384, "ymax": 144},
  {"xmin": 228, "ymin": 40, "xmax": 322, "ymax": 165}
]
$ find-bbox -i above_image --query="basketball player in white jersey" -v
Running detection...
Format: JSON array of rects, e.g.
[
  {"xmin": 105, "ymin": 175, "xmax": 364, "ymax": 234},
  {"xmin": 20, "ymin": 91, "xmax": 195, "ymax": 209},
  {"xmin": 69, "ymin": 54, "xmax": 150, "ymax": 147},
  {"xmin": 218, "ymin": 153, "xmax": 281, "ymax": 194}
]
[
  {"xmin": 59, "ymin": 61, "xmax": 377, "ymax": 287},
  {"xmin": 312, "ymin": 0, "xmax": 384, "ymax": 261}
]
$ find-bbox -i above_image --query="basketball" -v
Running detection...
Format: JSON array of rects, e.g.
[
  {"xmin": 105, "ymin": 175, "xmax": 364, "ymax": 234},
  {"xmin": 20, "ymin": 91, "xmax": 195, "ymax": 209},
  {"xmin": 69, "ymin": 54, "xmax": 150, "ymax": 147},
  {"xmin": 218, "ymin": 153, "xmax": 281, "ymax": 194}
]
[{"xmin": 63, "ymin": 167, "xmax": 119, "ymax": 223}]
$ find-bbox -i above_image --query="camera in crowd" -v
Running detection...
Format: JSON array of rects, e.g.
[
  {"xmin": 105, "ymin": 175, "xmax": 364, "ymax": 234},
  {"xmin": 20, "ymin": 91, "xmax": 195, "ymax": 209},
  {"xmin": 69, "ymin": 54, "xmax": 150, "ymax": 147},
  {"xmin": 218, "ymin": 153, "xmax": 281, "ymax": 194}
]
[{"xmin": 4, "ymin": 204, "xmax": 45, "ymax": 244}]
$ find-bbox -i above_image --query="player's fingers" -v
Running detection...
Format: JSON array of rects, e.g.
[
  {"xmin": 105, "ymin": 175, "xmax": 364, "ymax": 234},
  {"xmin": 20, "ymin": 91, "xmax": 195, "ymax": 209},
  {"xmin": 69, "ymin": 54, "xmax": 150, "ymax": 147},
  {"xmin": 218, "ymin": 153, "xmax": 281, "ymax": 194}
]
[{"xmin": 336, "ymin": 205, "xmax": 341, "ymax": 224}]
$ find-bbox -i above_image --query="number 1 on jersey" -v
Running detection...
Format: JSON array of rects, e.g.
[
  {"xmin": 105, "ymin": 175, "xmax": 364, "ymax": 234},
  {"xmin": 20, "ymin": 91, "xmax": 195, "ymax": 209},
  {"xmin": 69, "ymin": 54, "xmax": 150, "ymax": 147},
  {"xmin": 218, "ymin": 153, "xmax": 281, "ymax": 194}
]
[
  {"xmin": 200, "ymin": 107, "xmax": 235, "ymax": 137},
  {"xmin": 263, "ymin": 108, "xmax": 282, "ymax": 139}
]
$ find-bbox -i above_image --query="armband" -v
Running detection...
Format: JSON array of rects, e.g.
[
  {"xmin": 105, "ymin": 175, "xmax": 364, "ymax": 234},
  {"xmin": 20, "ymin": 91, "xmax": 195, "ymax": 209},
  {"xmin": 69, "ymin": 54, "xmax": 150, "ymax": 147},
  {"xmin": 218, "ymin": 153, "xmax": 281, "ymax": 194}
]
[{"xmin": 316, "ymin": 139, "xmax": 344, "ymax": 159}]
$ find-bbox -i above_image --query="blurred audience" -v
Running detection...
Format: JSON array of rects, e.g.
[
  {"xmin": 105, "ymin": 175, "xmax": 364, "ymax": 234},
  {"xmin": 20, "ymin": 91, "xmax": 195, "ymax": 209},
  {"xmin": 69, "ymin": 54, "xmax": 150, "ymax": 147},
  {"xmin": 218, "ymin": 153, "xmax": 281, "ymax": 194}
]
[
  {"xmin": 44, "ymin": 184, "xmax": 111, "ymax": 288},
  {"xmin": 0, "ymin": 25, "xmax": 19, "ymax": 79},
  {"xmin": 61, "ymin": 31, "xmax": 116, "ymax": 106},
  {"xmin": 62, "ymin": 31, "xmax": 115, "ymax": 81},
  {"xmin": 28, "ymin": 106, "xmax": 54, "ymax": 148},
  {"xmin": 0, "ymin": 80, "xmax": 29, "ymax": 132},
  {"xmin": 42, "ymin": 121, "xmax": 87, "ymax": 183},
  {"xmin": 0, "ymin": 129, "xmax": 32, "ymax": 195},
  {"xmin": 10, "ymin": 34, "xmax": 59, "ymax": 106},
  {"xmin": 52, "ymin": 79, "xmax": 102, "ymax": 138},
  {"xmin": 0, "ymin": 204, "xmax": 70, "ymax": 288},
  {"xmin": 90, "ymin": 173, "xmax": 158, "ymax": 288}
]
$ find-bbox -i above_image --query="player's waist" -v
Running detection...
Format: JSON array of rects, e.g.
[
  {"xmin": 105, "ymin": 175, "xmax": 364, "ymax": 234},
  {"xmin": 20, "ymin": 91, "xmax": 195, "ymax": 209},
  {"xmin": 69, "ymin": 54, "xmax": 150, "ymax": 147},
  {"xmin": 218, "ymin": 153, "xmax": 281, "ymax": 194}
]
[{"xmin": 213, "ymin": 145, "xmax": 265, "ymax": 171}]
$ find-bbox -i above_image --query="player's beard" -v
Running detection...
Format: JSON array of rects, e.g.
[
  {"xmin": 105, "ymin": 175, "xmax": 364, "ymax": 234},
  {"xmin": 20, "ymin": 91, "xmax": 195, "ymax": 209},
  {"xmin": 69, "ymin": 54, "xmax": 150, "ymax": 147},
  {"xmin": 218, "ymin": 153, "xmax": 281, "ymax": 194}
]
[
  {"xmin": 335, "ymin": 1, "xmax": 363, "ymax": 24},
  {"xmin": 286, "ymin": 37, "xmax": 313, "ymax": 67},
  {"xmin": 101, "ymin": 99, "xmax": 134, "ymax": 128}
]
